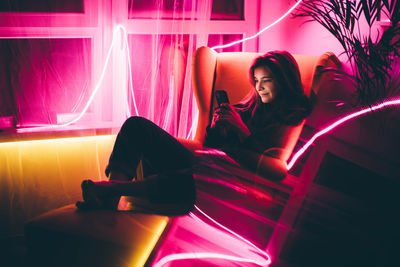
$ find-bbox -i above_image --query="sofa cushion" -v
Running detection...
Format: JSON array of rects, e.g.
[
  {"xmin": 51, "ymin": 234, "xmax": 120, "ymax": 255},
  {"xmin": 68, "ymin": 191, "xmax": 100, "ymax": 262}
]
[{"xmin": 25, "ymin": 204, "xmax": 169, "ymax": 267}]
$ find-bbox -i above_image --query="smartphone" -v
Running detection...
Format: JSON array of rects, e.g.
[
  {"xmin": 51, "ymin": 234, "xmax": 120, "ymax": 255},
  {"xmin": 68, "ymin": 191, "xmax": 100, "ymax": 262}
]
[{"xmin": 215, "ymin": 90, "xmax": 230, "ymax": 106}]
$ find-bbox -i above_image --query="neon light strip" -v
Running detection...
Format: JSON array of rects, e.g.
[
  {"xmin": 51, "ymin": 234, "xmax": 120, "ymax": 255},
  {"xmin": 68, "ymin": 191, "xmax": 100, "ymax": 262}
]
[
  {"xmin": 117, "ymin": 24, "xmax": 139, "ymax": 117},
  {"xmin": 194, "ymin": 205, "xmax": 269, "ymax": 258},
  {"xmin": 194, "ymin": 206, "xmax": 272, "ymax": 261},
  {"xmin": 17, "ymin": 25, "xmax": 138, "ymax": 133},
  {"xmin": 152, "ymin": 205, "xmax": 271, "ymax": 267},
  {"xmin": 153, "ymin": 252, "xmax": 269, "ymax": 267},
  {"xmin": 211, "ymin": 0, "xmax": 303, "ymax": 50},
  {"xmin": 0, "ymin": 134, "xmax": 114, "ymax": 146},
  {"xmin": 287, "ymin": 98, "xmax": 400, "ymax": 170}
]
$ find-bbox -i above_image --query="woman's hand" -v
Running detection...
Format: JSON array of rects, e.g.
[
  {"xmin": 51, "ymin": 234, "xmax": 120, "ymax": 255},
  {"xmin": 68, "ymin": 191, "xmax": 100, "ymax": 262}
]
[{"xmin": 211, "ymin": 104, "xmax": 251, "ymax": 140}]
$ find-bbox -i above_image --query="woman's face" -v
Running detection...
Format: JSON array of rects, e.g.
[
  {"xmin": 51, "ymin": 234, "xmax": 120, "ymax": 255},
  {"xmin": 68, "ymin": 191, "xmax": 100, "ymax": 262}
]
[{"xmin": 253, "ymin": 66, "xmax": 278, "ymax": 103}]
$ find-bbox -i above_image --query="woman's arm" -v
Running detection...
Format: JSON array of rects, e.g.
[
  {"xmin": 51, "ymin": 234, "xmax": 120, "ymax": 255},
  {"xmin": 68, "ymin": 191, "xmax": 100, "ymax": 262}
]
[
  {"xmin": 212, "ymin": 104, "xmax": 251, "ymax": 141},
  {"xmin": 226, "ymin": 147, "xmax": 287, "ymax": 181}
]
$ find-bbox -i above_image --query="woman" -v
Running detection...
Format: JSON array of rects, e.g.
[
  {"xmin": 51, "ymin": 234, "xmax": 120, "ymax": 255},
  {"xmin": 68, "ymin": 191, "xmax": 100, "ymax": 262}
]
[
  {"xmin": 76, "ymin": 50, "xmax": 311, "ymax": 212},
  {"xmin": 205, "ymin": 51, "xmax": 312, "ymax": 171}
]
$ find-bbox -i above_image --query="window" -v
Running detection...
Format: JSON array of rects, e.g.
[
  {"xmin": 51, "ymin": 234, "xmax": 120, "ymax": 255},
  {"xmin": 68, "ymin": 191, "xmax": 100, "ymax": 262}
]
[
  {"xmin": 128, "ymin": 0, "xmax": 244, "ymax": 20},
  {"xmin": 0, "ymin": 0, "xmax": 258, "ymax": 136},
  {"xmin": 211, "ymin": 0, "xmax": 243, "ymax": 20},
  {"xmin": 0, "ymin": 0, "xmax": 84, "ymax": 13},
  {"xmin": 0, "ymin": 38, "xmax": 91, "ymax": 126}
]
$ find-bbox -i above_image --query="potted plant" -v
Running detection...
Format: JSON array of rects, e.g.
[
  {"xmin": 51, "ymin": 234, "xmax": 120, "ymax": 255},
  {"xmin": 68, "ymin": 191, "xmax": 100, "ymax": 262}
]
[{"xmin": 295, "ymin": 0, "xmax": 400, "ymax": 106}]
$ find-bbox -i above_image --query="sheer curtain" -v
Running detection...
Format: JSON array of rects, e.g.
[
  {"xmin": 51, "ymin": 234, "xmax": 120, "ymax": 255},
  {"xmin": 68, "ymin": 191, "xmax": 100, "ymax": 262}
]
[
  {"xmin": 0, "ymin": 38, "xmax": 92, "ymax": 128},
  {"xmin": 127, "ymin": 0, "xmax": 213, "ymax": 139}
]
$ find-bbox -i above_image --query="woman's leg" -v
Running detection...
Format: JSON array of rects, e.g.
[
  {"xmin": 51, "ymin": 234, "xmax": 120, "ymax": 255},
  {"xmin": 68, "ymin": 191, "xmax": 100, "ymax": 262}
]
[
  {"xmin": 105, "ymin": 116, "xmax": 193, "ymax": 179},
  {"xmin": 77, "ymin": 116, "xmax": 195, "ymax": 210},
  {"xmin": 109, "ymin": 170, "xmax": 130, "ymax": 182},
  {"xmin": 80, "ymin": 168, "xmax": 194, "ymax": 203}
]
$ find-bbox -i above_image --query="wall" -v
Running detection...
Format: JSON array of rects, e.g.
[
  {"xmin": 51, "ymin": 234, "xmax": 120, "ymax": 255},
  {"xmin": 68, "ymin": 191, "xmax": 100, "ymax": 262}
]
[
  {"xmin": 258, "ymin": 1, "xmax": 382, "ymax": 60},
  {"xmin": 258, "ymin": 1, "xmax": 344, "ymax": 58}
]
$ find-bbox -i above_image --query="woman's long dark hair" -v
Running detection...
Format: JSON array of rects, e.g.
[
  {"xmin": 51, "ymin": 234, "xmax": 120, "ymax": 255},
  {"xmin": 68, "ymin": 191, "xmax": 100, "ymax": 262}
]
[{"xmin": 238, "ymin": 51, "xmax": 312, "ymax": 125}]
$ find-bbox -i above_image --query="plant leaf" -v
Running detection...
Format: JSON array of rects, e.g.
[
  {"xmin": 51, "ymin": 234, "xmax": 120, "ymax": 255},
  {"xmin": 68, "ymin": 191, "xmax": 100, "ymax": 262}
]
[
  {"xmin": 360, "ymin": 0, "xmax": 372, "ymax": 25},
  {"xmin": 293, "ymin": 0, "xmax": 400, "ymax": 105},
  {"xmin": 345, "ymin": 1, "xmax": 352, "ymax": 29}
]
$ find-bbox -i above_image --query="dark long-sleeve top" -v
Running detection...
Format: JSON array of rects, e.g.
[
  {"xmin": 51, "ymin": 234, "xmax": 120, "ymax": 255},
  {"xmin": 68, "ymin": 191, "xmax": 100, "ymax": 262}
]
[{"xmin": 204, "ymin": 99, "xmax": 311, "ymax": 172}]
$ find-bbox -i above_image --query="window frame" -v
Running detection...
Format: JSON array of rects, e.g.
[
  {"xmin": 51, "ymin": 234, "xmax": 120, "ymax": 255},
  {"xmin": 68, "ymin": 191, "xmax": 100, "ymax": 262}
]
[{"xmin": 122, "ymin": 0, "xmax": 259, "ymax": 51}]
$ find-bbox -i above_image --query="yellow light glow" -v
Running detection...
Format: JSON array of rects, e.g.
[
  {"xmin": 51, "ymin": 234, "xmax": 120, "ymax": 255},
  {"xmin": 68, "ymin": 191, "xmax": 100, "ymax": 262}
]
[
  {"xmin": 0, "ymin": 134, "xmax": 116, "ymax": 146},
  {"xmin": 0, "ymin": 134, "xmax": 116, "ymax": 236},
  {"xmin": 133, "ymin": 217, "xmax": 169, "ymax": 267},
  {"xmin": 1, "ymin": 134, "xmax": 170, "ymax": 266}
]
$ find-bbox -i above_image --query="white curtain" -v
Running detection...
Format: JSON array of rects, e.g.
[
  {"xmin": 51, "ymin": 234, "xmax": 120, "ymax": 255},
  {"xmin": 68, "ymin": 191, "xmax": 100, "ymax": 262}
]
[{"xmin": 127, "ymin": 0, "xmax": 213, "ymax": 139}]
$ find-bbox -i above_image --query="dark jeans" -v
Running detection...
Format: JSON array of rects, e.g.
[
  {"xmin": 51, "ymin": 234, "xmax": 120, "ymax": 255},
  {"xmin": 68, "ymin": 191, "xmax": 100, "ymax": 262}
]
[{"xmin": 105, "ymin": 116, "xmax": 195, "ymax": 206}]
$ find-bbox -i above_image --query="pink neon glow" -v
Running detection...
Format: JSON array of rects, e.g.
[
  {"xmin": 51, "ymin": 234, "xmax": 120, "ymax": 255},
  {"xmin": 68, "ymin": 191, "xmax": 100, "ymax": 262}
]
[
  {"xmin": 153, "ymin": 252, "xmax": 269, "ymax": 267},
  {"xmin": 194, "ymin": 205, "xmax": 271, "ymax": 260},
  {"xmin": 152, "ymin": 205, "xmax": 271, "ymax": 267},
  {"xmin": 211, "ymin": 0, "xmax": 303, "ymax": 50},
  {"xmin": 118, "ymin": 24, "xmax": 139, "ymax": 117},
  {"xmin": 17, "ymin": 24, "xmax": 138, "ymax": 133},
  {"xmin": 287, "ymin": 98, "xmax": 400, "ymax": 170}
]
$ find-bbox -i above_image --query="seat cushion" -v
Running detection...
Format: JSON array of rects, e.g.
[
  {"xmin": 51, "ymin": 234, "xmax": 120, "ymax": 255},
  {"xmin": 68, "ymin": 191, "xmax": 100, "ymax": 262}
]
[{"xmin": 25, "ymin": 204, "xmax": 169, "ymax": 267}]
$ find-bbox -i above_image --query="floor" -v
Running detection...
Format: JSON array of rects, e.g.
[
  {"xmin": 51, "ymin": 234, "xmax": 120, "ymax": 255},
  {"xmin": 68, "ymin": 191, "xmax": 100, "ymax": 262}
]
[{"xmin": 1, "ymin": 236, "xmax": 26, "ymax": 267}]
